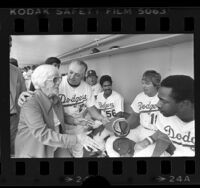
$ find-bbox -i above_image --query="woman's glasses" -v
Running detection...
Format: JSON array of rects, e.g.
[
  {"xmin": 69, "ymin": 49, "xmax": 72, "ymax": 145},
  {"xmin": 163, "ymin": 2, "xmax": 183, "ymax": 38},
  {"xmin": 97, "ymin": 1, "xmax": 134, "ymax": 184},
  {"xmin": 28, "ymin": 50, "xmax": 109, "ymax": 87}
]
[{"xmin": 47, "ymin": 76, "xmax": 62, "ymax": 84}]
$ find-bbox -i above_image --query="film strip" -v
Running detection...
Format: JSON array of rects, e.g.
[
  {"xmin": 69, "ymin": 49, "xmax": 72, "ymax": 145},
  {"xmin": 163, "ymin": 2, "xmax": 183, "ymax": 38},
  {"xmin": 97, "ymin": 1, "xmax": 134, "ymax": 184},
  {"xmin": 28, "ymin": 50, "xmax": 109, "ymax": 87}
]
[{"xmin": 0, "ymin": 7, "xmax": 200, "ymax": 186}]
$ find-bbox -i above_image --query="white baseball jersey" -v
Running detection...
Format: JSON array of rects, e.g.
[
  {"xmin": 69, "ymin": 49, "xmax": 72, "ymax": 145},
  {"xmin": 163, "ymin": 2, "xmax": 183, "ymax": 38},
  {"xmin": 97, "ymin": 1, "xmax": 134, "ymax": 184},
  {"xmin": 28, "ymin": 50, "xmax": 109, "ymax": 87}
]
[
  {"xmin": 131, "ymin": 92, "xmax": 159, "ymax": 131},
  {"xmin": 156, "ymin": 113, "xmax": 195, "ymax": 156},
  {"xmin": 95, "ymin": 90, "xmax": 124, "ymax": 120},
  {"xmin": 91, "ymin": 83, "xmax": 102, "ymax": 100},
  {"xmin": 59, "ymin": 75, "xmax": 95, "ymax": 118}
]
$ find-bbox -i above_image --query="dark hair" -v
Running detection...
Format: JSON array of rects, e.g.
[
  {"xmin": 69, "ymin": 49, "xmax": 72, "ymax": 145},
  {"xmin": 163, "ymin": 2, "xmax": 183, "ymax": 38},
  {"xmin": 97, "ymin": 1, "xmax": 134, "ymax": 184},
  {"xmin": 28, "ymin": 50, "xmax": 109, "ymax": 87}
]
[
  {"xmin": 10, "ymin": 58, "xmax": 18, "ymax": 67},
  {"xmin": 32, "ymin": 64, "xmax": 37, "ymax": 70},
  {"xmin": 161, "ymin": 75, "xmax": 194, "ymax": 103},
  {"xmin": 100, "ymin": 75, "xmax": 112, "ymax": 86},
  {"xmin": 45, "ymin": 57, "xmax": 61, "ymax": 65},
  {"xmin": 142, "ymin": 70, "xmax": 161, "ymax": 88}
]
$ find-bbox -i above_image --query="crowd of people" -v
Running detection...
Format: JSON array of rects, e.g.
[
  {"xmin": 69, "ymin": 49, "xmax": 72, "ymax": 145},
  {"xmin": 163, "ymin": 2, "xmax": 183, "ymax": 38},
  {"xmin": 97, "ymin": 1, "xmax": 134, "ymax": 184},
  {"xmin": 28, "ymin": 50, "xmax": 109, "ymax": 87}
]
[{"xmin": 9, "ymin": 36, "xmax": 195, "ymax": 158}]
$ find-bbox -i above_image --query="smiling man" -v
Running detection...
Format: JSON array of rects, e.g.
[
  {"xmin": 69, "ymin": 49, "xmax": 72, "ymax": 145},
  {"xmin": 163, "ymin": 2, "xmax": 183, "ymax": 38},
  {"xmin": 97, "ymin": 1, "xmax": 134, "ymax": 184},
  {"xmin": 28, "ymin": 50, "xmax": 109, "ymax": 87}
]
[
  {"xmin": 95, "ymin": 75, "xmax": 124, "ymax": 120},
  {"xmin": 126, "ymin": 70, "xmax": 161, "ymax": 142},
  {"xmin": 58, "ymin": 60, "xmax": 109, "ymax": 157},
  {"xmin": 134, "ymin": 75, "xmax": 195, "ymax": 157}
]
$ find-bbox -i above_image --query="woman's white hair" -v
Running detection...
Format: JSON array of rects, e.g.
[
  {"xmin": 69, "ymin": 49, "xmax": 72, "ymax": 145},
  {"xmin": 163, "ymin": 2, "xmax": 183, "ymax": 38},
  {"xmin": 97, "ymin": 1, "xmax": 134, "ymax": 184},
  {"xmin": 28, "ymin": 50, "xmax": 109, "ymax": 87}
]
[{"xmin": 31, "ymin": 64, "xmax": 59, "ymax": 89}]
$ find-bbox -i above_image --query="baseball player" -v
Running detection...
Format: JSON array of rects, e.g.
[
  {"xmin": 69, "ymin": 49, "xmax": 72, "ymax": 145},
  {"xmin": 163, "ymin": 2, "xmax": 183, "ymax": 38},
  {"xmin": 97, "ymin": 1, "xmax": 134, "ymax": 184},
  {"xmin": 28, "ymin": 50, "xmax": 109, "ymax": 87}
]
[
  {"xmin": 95, "ymin": 75, "xmax": 124, "ymax": 120},
  {"xmin": 85, "ymin": 75, "xmax": 124, "ymax": 155},
  {"xmin": 58, "ymin": 60, "xmax": 109, "ymax": 157},
  {"xmin": 134, "ymin": 75, "xmax": 195, "ymax": 157},
  {"xmin": 86, "ymin": 70, "xmax": 102, "ymax": 100},
  {"xmin": 127, "ymin": 70, "xmax": 161, "ymax": 143}
]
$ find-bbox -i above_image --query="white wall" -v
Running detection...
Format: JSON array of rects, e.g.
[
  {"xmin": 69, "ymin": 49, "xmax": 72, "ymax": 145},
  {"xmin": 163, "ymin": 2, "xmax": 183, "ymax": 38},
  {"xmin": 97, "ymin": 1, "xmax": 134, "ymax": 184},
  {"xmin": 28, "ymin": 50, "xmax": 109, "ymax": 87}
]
[{"xmin": 60, "ymin": 41, "xmax": 193, "ymax": 113}]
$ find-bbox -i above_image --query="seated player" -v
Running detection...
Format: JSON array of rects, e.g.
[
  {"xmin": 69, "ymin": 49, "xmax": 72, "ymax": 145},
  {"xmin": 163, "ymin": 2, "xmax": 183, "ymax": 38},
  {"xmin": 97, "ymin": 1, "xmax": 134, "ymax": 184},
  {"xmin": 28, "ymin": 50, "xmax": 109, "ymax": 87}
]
[
  {"xmin": 127, "ymin": 70, "xmax": 161, "ymax": 143},
  {"xmin": 84, "ymin": 75, "xmax": 125, "ymax": 156},
  {"xmin": 134, "ymin": 75, "xmax": 194, "ymax": 157},
  {"xmin": 95, "ymin": 75, "xmax": 124, "ymax": 120}
]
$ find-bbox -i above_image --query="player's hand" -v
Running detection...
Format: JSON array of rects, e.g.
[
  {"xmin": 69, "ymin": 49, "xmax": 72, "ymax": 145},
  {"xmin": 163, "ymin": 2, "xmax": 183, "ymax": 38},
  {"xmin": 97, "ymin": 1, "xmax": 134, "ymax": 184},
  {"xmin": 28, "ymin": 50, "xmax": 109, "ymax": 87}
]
[
  {"xmin": 77, "ymin": 131, "xmax": 102, "ymax": 152},
  {"xmin": 134, "ymin": 139, "xmax": 150, "ymax": 151},
  {"xmin": 18, "ymin": 91, "xmax": 34, "ymax": 107}
]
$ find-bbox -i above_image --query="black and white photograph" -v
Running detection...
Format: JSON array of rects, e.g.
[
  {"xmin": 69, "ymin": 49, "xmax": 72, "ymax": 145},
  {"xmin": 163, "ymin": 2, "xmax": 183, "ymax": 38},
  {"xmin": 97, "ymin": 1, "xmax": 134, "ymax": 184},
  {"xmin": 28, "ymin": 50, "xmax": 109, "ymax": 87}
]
[{"xmin": 9, "ymin": 34, "xmax": 194, "ymax": 158}]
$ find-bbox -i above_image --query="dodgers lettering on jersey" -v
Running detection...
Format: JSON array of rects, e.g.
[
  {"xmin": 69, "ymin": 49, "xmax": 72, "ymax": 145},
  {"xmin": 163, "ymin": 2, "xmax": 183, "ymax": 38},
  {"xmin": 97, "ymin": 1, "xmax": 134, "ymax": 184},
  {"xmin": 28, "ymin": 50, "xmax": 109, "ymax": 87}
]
[
  {"xmin": 95, "ymin": 90, "xmax": 124, "ymax": 120},
  {"xmin": 131, "ymin": 92, "xmax": 159, "ymax": 130},
  {"xmin": 59, "ymin": 94, "xmax": 88, "ymax": 115},
  {"xmin": 156, "ymin": 113, "xmax": 195, "ymax": 156},
  {"xmin": 164, "ymin": 125, "xmax": 195, "ymax": 150},
  {"xmin": 59, "ymin": 94, "xmax": 87, "ymax": 106},
  {"xmin": 98, "ymin": 101, "xmax": 116, "ymax": 118},
  {"xmin": 138, "ymin": 102, "xmax": 158, "ymax": 112},
  {"xmin": 59, "ymin": 75, "xmax": 94, "ymax": 118}
]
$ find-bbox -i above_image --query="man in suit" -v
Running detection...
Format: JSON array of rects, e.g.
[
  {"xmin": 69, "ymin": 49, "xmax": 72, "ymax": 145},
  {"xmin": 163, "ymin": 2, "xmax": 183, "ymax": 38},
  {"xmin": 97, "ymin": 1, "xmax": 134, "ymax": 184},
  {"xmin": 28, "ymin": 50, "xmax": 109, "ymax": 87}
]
[
  {"xmin": 10, "ymin": 63, "xmax": 27, "ymax": 156},
  {"xmin": 9, "ymin": 36, "xmax": 32, "ymax": 157}
]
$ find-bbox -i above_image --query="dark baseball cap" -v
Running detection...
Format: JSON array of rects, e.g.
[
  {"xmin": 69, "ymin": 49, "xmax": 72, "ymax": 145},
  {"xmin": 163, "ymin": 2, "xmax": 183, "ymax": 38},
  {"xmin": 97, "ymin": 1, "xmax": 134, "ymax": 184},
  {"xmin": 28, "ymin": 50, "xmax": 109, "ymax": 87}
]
[
  {"xmin": 87, "ymin": 70, "xmax": 97, "ymax": 77},
  {"xmin": 112, "ymin": 118, "xmax": 130, "ymax": 137},
  {"xmin": 113, "ymin": 137, "xmax": 135, "ymax": 156}
]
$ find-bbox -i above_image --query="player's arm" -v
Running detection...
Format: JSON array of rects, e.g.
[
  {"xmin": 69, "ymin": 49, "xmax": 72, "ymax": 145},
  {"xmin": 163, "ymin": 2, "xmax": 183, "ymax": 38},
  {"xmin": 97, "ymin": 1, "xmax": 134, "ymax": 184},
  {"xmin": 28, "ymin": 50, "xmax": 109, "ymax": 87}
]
[
  {"xmin": 114, "ymin": 95, "xmax": 124, "ymax": 113},
  {"xmin": 87, "ymin": 106, "xmax": 109, "ymax": 124},
  {"xmin": 128, "ymin": 95, "xmax": 140, "ymax": 129},
  {"xmin": 134, "ymin": 130, "xmax": 168, "ymax": 151},
  {"xmin": 63, "ymin": 111, "xmax": 94, "ymax": 128},
  {"xmin": 127, "ymin": 109, "xmax": 140, "ymax": 129}
]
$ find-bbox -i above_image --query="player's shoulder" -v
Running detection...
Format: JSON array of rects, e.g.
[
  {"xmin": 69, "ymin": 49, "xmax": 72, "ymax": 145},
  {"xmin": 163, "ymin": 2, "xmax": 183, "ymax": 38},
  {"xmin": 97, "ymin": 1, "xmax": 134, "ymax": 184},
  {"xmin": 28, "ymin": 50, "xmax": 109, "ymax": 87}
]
[
  {"xmin": 157, "ymin": 113, "xmax": 180, "ymax": 126},
  {"xmin": 137, "ymin": 91, "xmax": 146, "ymax": 97},
  {"xmin": 60, "ymin": 75, "xmax": 67, "ymax": 84},
  {"xmin": 81, "ymin": 80, "xmax": 91, "ymax": 87},
  {"xmin": 96, "ymin": 91, "xmax": 104, "ymax": 99},
  {"xmin": 133, "ymin": 92, "xmax": 145, "ymax": 101},
  {"xmin": 59, "ymin": 75, "xmax": 67, "ymax": 90},
  {"xmin": 95, "ymin": 82, "xmax": 102, "ymax": 89},
  {"xmin": 112, "ymin": 90, "xmax": 123, "ymax": 98}
]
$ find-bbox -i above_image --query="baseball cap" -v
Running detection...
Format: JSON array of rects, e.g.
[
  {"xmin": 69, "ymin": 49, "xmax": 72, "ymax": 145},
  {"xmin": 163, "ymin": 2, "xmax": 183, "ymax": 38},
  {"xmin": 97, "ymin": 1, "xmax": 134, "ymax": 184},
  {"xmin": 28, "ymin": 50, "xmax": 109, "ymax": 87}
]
[
  {"xmin": 87, "ymin": 70, "xmax": 97, "ymax": 77},
  {"xmin": 112, "ymin": 118, "xmax": 130, "ymax": 137},
  {"xmin": 90, "ymin": 47, "xmax": 100, "ymax": 54},
  {"xmin": 113, "ymin": 137, "xmax": 136, "ymax": 156}
]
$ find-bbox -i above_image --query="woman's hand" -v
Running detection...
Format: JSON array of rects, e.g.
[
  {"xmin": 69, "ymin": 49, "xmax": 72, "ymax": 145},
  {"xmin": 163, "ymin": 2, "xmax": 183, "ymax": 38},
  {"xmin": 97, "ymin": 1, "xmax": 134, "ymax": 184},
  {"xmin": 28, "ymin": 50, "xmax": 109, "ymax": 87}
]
[
  {"xmin": 18, "ymin": 91, "xmax": 34, "ymax": 107},
  {"xmin": 74, "ymin": 118, "xmax": 95, "ymax": 128},
  {"xmin": 77, "ymin": 131, "xmax": 102, "ymax": 152}
]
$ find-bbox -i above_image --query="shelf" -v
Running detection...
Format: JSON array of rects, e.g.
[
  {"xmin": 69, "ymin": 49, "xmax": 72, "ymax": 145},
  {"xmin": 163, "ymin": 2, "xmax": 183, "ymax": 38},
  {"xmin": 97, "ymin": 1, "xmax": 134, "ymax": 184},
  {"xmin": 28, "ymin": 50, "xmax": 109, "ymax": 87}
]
[{"xmin": 61, "ymin": 34, "xmax": 193, "ymax": 64}]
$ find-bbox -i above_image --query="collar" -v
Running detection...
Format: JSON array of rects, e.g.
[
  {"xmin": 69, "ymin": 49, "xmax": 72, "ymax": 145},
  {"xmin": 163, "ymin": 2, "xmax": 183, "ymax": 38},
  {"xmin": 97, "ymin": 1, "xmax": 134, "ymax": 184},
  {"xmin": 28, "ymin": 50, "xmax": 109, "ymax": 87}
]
[{"xmin": 35, "ymin": 90, "xmax": 60, "ymax": 114}]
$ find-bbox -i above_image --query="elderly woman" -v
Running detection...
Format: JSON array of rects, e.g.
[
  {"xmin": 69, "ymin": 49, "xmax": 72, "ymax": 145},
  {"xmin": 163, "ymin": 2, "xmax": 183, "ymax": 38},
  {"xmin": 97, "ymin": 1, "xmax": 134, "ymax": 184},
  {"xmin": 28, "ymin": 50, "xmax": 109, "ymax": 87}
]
[{"xmin": 15, "ymin": 65, "xmax": 101, "ymax": 158}]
